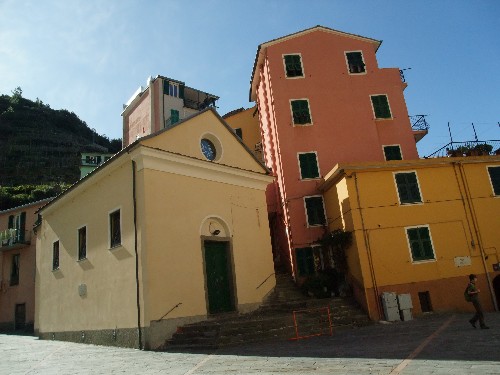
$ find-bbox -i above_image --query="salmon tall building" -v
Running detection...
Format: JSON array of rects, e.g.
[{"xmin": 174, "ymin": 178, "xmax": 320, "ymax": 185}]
[{"xmin": 249, "ymin": 26, "xmax": 427, "ymax": 278}]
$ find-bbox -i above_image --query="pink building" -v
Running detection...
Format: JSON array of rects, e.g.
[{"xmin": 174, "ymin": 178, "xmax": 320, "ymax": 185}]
[
  {"xmin": 122, "ymin": 75, "xmax": 219, "ymax": 147},
  {"xmin": 0, "ymin": 199, "xmax": 50, "ymax": 332},
  {"xmin": 249, "ymin": 26, "xmax": 427, "ymax": 278}
]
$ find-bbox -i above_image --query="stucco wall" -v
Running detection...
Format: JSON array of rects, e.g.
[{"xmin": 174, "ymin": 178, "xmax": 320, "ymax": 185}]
[
  {"xmin": 36, "ymin": 160, "xmax": 139, "ymax": 335},
  {"xmin": 322, "ymin": 157, "xmax": 500, "ymax": 319}
]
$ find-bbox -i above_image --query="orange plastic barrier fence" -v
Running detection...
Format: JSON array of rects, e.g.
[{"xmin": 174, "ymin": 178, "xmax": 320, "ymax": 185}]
[{"xmin": 289, "ymin": 306, "xmax": 332, "ymax": 340}]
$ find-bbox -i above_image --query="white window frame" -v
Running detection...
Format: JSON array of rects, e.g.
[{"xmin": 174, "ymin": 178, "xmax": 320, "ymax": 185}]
[
  {"xmin": 282, "ymin": 53, "xmax": 305, "ymax": 79},
  {"xmin": 392, "ymin": 170, "xmax": 424, "ymax": 205},
  {"xmin": 303, "ymin": 195, "xmax": 327, "ymax": 227},
  {"xmin": 108, "ymin": 207, "xmax": 122, "ymax": 250},
  {"xmin": 404, "ymin": 224, "xmax": 437, "ymax": 264},
  {"xmin": 344, "ymin": 50, "xmax": 367, "ymax": 75},
  {"xmin": 297, "ymin": 151, "xmax": 320, "ymax": 180},
  {"xmin": 289, "ymin": 98, "xmax": 313, "ymax": 127},
  {"xmin": 383, "ymin": 144, "xmax": 403, "ymax": 161},
  {"xmin": 168, "ymin": 82, "xmax": 179, "ymax": 98},
  {"xmin": 370, "ymin": 94, "xmax": 393, "ymax": 120},
  {"xmin": 486, "ymin": 165, "xmax": 500, "ymax": 197}
]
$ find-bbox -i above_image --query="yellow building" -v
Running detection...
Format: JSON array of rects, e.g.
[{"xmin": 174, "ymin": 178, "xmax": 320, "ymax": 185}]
[
  {"xmin": 223, "ymin": 106, "xmax": 263, "ymax": 162},
  {"xmin": 35, "ymin": 108, "xmax": 275, "ymax": 349},
  {"xmin": 319, "ymin": 156, "xmax": 500, "ymax": 320}
]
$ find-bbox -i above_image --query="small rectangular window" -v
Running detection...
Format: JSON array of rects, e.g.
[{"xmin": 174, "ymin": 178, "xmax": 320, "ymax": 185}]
[
  {"xmin": 346, "ymin": 51, "xmax": 365, "ymax": 74},
  {"xmin": 298, "ymin": 152, "xmax": 320, "ymax": 179},
  {"xmin": 283, "ymin": 54, "xmax": 304, "ymax": 78},
  {"xmin": 78, "ymin": 227, "xmax": 87, "ymax": 260},
  {"xmin": 384, "ymin": 145, "xmax": 402, "ymax": 161},
  {"xmin": 295, "ymin": 247, "xmax": 315, "ymax": 276},
  {"xmin": 406, "ymin": 226, "xmax": 435, "ymax": 262},
  {"xmin": 109, "ymin": 210, "xmax": 121, "ymax": 248},
  {"xmin": 169, "ymin": 82, "xmax": 179, "ymax": 97},
  {"xmin": 235, "ymin": 128, "xmax": 243, "ymax": 139},
  {"xmin": 10, "ymin": 254, "xmax": 20, "ymax": 286},
  {"xmin": 487, "ymin": 166, "xmax": 500, "ymax": 195},
  {"xmin": 52, "ymin": 241, "xmax": 60, "ymax": 271},
  {"xmin": 291, "ymin": 99, "xmax": 312, "ymax": 125},
  {"xmin": 395, "ymin": 172, "xmax": 422, "ymax": 204},
  {"xmin": 371, "ymin": 95, "xmax": 392, "ymax": 119},
  {"xmin": 304, "ymin": 196, "xmax": 326, "ymax": 226}
]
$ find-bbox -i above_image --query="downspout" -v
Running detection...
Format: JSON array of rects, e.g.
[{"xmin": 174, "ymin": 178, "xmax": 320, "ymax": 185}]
[
  {"xmin": 456, "ymin": 162, "xmax": 498, "ymax": 311},
  {"xmin": 132, "ymin": 160, "xmax": 143, "ymax": 349},
  {"xmin": 353, "ymin": 173, "xmax": 382, "ymax": 320}
]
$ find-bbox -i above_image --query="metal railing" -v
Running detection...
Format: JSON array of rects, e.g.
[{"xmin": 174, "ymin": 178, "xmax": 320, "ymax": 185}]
[
  {"xmin": 0, "ymin": 229, "xmax": 30, "ymax": 248},
  {"xmin": 425, "ymin": 140, "xmax": 500, "ymax": 158},
  {"xmin": 409, "ymin": 115, "xmax": 430, "ymax": 132}
]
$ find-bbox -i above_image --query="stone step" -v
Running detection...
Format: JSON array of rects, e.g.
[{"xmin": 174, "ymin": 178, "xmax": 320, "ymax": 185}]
[{"xmin": 159, "ymin": 273, "xmax": 371, "ymax": 351}]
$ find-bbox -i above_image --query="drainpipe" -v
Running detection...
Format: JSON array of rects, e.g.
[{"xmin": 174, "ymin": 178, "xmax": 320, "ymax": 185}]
[
  {"xmin": 132, "ymin": 160, "xmax": 143, "ymax": 349},
  {"xmin": 456, "ymin": 162, "xmax": 498, "ymax": 311},
  {"xmin": 353, "ymin": 173, "xmax": 382, "ymax": 320}
]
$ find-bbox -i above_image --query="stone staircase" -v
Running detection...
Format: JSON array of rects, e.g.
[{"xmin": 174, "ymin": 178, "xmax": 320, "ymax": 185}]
[{"xmin": 157, "ymin": 272, "xmax": 371, "ymax": 351}]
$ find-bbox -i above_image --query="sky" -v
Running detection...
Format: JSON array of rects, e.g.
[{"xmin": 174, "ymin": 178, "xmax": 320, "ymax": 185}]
[{"xmin": 0, "ymin": 0, "xmax": 498, "ymax": 157}]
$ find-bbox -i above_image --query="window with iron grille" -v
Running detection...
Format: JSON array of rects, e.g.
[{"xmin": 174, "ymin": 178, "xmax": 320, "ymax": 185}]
[
  {"xmin": 291, "ymin": 99, "xmax": 312, "ymax": 125},
  {"xmin": 487, "ymin": 166, "xmax": 500, "ymax": 195},
  {"xmin": 298, "ymin": 152, "xmax": 319, "ymax": 179},
  {"xmin": 78, "ymin": 227, "xmax": 87, "ymax": 261},
  {"xmin": 109, "ymin": 210, "xmax": 121, "ymax": 248},
  {"xmin": 406, "ymin": 226, "xmax": 435, "ymax": 262},
  {"xmin": 371, "ymin": 95, "xmax": 392, "ymax": 119},
  {"xmin": 10, "ymin": 254, "xmax": 20, "ymax": 286},
  {"xmin": 52, "ymin": 241, "xmax": 60, "ymax": 271},
  {"xmin": 395, "ymin": 172, "xmax": 422, "ymax": 204},
  {"xmin": 295, "ymin": 247, "xmax": 315, "ymax": 276},
  {"xmin": 283, "ymin": 54, "xmax": 304, "ymax": 78},
  {"xmin": 304, "ymin": 196, "xmax": 326, "ymax": 226},
  {"xmin": 384, "ymin": 145, "xmax": 402, "ymax": 161},
  {"xmin": 346, "ymin": 51, "xmax": 365, "ymax": 74}
]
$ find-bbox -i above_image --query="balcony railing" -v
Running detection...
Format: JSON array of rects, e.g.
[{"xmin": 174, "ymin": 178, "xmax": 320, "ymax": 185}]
[
  {"xmin": 0, "ymin": 229, "xmax": 31, "ymax": 248},
  {"xmin": 425, "ymin": 140, "xmax": 500, "ymax": 158},
  {"xmin": 409, "ymin": 115, "xmax": 430, "ymax": 132}
]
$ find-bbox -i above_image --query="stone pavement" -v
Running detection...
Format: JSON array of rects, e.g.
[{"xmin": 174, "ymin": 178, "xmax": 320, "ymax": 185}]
[{"xmin": 1, "ymin": 313, "xmax": 498, "ymax": 374}]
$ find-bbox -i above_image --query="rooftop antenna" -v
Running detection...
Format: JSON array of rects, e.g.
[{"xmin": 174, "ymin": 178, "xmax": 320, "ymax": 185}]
[
  {"xmin": 471, "ymin": 123, "xmax": 478, "ymax": 141},
  {"xmin": 447, "ymin": 122, "xmax": 453, "ymax": 143}
]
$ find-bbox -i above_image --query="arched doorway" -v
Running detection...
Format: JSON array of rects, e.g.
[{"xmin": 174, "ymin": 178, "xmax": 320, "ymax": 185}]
[{"xmin": 200, "ymin": 217, "xmax": 235, "ymax": 314}]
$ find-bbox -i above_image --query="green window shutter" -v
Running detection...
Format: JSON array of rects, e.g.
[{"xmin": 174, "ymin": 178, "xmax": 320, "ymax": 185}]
[
  {"xmin": 407, "ymin": 227, "xmax": 434, "ymax": 261},
  {"xmin": 163, "ymin": 80, "xmax": 170, "ymax": 94},
  {"xmin": 395, "ymin": 172, "xmax": 421, "ymax": 203},
  {"xmin": 488, "ymin": 166, "xmax": 500, "ymax": 195},
  {"xmin": 291, "ymin": 100, "xmax": 311, "ymax": 124},
  {"xmin": 170, "ymin": 109, "xmax": 179, "ymax": 125},
  {"xmin": 284, "ymin": 55, "xmax": 303, "ymax": 77},
  {"xmin": 179, "ymin": 84, "xmax": 185, "ymax": 99},
  {"xmin": 8, "ymin": 215, "xmax": 14, "ymax": 229},
  {"xmin": 384, "ymin": 146, "xmax": 402, "ymax": 161},
  {"xmin": 305, "ymin": 196, "xmax": 326, "ymax": 226},
  {"xmin": 371, "ymin": 95, "xmax": 391, "ymax": 119},
  {"xmin": 299, "ymin": 153, "xmax": 319, "ymax": 179}
]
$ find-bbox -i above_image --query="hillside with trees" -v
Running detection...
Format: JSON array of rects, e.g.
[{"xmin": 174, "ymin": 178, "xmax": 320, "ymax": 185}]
[{"xmin": 0, "ymin": 87, "xmax": 121, "ymax": 210}]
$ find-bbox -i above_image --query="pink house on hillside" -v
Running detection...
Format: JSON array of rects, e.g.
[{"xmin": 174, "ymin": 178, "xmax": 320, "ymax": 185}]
[{"xmin": 249, "ymin": 26, "xmax": 427, "ymax": 279}]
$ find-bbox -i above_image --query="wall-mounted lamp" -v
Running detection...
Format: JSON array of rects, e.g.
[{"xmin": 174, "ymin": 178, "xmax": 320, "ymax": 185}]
[{"xmin": 209, "ymin": 221, "xmax": 221, "ymax": 236}]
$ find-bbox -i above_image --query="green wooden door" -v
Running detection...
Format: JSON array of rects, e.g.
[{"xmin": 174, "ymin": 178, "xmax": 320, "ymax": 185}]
[{"xmin": 204, "ymin": 241, "xmax": 233, "ymax": 314}]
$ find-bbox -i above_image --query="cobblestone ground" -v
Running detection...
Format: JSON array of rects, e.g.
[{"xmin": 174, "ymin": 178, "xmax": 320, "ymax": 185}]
[{"xmin": 1, "ymin": 313, "xmax": 498, "ymax": 374}]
